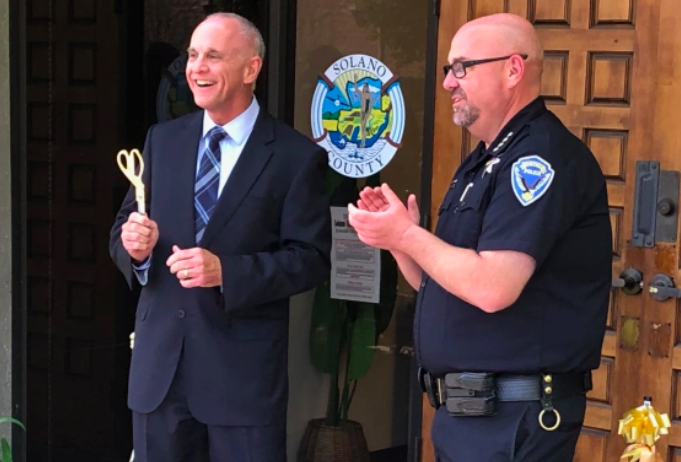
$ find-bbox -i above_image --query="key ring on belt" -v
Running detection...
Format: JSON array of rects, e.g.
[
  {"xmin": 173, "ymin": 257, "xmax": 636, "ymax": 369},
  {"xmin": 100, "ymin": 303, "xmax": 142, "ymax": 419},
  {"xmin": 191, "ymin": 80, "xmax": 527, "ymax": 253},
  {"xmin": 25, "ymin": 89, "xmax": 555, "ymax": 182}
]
[
  {"xmin": 539, "ymin": 373, "xmax": 561, "ymax": 431},
  {"xmin": 538, "ymin": 408, "xmax": 561, "ymax": 431},
  {"xmin": 116, "ymin": 149, "xmax": 146, "ymax": 214}
]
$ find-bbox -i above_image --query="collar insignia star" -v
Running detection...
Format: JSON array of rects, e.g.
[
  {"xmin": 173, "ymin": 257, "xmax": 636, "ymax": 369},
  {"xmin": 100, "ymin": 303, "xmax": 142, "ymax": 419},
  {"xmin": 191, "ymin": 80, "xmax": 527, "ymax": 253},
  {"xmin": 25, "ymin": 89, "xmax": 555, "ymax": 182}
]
[{"xmin": 492, "ymin": 131, "xmax": 514, "ymax": 153}]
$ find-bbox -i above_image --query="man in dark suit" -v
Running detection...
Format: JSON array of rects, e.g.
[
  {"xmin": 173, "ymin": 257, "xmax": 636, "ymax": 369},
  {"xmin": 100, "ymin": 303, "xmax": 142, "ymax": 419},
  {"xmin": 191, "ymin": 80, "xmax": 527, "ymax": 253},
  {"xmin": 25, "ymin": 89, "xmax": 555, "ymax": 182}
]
[{"xmin": 109, "ymin": 12, "xmax": 331, "ymax": 462}]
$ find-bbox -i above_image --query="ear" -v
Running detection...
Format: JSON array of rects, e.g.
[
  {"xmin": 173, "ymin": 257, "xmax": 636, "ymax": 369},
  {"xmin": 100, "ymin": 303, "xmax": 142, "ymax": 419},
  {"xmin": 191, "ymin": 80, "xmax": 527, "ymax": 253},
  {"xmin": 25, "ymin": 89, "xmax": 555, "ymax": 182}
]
[
  {"xmin": 243, "ymin": 56, "xmax": 263, "ymax": 85},
  {"xmin": 506, "ymin": 55, "xmax": 525, "ymax": 88}
]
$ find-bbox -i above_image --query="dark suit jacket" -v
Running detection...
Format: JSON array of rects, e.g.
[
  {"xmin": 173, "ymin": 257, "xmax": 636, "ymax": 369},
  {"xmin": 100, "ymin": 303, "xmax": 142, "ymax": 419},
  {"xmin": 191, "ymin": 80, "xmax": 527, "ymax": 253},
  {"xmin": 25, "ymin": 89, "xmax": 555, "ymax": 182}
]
[{"xmin": 109, "ymin": 107, "xmax": 331, "ymax": 426}]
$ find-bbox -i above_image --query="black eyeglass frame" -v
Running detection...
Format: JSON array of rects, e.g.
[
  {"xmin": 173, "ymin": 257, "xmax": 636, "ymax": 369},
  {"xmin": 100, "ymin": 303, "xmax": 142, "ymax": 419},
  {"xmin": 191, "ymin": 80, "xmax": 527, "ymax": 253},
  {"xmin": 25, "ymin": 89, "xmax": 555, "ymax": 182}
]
[{"xmin": 443, "ymin": 54, "xmax": 529, "ymax": 78}]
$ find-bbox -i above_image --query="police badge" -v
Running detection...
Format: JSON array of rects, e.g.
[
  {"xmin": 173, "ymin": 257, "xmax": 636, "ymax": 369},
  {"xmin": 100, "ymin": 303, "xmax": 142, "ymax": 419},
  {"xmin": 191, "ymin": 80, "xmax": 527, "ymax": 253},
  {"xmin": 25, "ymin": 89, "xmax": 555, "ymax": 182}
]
[
  {"xmin": 511, "ymin": 155, "xmax": 555, "ymax": 206},
  {"xmin": 482, "ymin": 157, "xmax": 500, "ymax": 178}
]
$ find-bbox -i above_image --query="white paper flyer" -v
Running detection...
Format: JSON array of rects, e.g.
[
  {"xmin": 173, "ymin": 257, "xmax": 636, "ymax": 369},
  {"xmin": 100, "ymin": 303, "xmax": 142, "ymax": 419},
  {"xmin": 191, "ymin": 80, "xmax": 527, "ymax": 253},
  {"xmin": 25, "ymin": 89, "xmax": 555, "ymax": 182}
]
[{"xmin": 329, "ymin": 206, "xmax": 381, "ymax": 303}]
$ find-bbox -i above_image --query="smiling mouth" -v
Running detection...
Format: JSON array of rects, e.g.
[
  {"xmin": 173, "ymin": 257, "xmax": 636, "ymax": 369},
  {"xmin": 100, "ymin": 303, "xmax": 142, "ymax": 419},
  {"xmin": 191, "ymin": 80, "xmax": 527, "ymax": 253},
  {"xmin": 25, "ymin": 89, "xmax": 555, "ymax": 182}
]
[{"xmin": 195, "ymin": 80, "xmax": 216, "ymax": 88}]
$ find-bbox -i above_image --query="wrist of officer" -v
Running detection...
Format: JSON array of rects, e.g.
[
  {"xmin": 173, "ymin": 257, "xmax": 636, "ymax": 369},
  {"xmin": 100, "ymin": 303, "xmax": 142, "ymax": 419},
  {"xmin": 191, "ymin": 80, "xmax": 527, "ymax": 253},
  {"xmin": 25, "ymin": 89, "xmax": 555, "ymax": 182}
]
[{"xmin": 396, "ymin": 223, "xmax": 420, "ymax": 253}]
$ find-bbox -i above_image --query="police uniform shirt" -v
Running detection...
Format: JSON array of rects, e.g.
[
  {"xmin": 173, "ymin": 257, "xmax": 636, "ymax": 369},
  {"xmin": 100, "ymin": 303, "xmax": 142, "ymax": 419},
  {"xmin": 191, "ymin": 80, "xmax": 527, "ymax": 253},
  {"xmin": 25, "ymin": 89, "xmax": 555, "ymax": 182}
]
[{"xmin": 415, "ymin": 97, "xmax": 612, "ymax": 377}]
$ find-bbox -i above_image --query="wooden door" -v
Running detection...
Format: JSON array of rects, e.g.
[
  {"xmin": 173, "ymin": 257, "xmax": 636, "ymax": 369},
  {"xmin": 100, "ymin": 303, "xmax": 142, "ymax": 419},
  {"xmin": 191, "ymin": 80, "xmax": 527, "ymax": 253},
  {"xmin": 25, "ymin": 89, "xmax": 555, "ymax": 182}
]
[
  {"xmin": 25, "ymin": 0, "xmax": 132, "ymax": 460},
  {"xmin": 424, "ymin": 0, "xmax": 681, "ymax": 461}
]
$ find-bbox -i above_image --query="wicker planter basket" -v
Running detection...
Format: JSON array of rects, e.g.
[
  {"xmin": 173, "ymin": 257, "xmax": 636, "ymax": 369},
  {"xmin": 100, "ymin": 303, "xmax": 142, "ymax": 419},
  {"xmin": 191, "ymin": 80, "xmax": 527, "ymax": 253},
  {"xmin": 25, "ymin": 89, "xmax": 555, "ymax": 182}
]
[{"xmin": 297, "ymin": 418, "xmax": 370, "ymax": 462}]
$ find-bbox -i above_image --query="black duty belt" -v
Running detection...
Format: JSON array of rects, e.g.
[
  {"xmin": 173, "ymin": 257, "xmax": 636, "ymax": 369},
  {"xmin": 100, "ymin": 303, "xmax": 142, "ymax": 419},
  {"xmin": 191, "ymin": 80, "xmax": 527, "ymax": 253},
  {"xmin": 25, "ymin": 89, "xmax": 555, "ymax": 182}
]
[{"xmin": 419, "ymin": 369, "xmax": 592, "ymax": 431}]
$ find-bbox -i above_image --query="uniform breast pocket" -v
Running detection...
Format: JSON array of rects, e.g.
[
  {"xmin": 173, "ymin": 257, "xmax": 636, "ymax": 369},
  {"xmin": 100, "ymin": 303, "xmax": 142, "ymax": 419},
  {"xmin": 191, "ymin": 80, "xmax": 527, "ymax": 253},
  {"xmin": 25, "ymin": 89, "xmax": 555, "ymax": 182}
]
[
  {"xmin": 441, "ymin": 190, "xmax": 487, "ymax": 248},
  {"xmin": 437, "ymin": 186, "xmax": 460, "ymax": 217}
]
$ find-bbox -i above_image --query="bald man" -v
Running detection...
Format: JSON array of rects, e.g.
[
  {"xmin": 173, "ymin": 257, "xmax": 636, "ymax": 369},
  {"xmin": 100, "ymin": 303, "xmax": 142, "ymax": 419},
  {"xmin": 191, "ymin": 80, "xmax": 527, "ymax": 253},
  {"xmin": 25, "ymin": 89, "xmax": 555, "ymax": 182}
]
[
  {"xmin": 348, "ymin": 13, "xmax": 610, "ymax": 461},
  {"xmin": 110, "ymin": 12, "xmax": 331, "ymax": 462}
]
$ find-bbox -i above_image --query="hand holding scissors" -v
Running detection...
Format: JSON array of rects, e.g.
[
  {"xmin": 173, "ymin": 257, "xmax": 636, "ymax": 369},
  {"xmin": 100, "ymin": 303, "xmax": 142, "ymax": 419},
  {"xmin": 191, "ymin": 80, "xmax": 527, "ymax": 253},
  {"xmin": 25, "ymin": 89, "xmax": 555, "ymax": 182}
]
[{"xmin": 117, "ymin": 149, "xmax": 146, "ymax": 215}]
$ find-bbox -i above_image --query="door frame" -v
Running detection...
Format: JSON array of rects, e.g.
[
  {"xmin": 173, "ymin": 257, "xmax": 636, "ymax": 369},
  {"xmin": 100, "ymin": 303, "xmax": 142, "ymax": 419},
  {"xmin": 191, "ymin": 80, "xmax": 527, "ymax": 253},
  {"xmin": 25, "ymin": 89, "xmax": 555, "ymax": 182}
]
[
  {"xmin": 10, "ymin": 0, "xmax": 27, "ymax": 458},
  {"xmin": 267, "ymin": 0, "xmax": 297, "ymax": 125},
  {"xmin": 407, "ymin": 0, "xmax": 440, "ymax": 460}
]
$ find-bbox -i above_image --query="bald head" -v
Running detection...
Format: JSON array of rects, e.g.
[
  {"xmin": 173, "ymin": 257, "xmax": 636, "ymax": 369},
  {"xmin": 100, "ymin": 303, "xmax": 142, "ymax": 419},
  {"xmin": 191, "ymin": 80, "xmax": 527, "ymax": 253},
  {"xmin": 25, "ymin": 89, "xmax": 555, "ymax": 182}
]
[
  {"xmin": 186, "ymin": 13, "xmax": 264, "ymax": 125},
  {"xmin": 200, "ymin": 13, "xmax": 265, "ymax": 61},
  {"xmin": 443, "ymin": 13, "xmax": 545, "ymax": 143},
  {"xmin": 452, "ymin": 13, "xmax": 544, "ymax": 88}
]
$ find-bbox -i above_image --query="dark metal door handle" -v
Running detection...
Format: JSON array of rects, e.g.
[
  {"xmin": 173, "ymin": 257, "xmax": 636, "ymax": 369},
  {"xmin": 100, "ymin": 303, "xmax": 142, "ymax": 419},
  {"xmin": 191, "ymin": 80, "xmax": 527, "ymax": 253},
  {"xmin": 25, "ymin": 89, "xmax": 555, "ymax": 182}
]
[
  {"xmin": 648, "ymin": 274, "xmax": 681, "ymax": 301},
  {"xmin": 612, "ymin": 268, "xmax": 643, "ymax": 295},
  {"xmin": 630, "ymin": 161, "xmax": 680, "ymax": 247}
]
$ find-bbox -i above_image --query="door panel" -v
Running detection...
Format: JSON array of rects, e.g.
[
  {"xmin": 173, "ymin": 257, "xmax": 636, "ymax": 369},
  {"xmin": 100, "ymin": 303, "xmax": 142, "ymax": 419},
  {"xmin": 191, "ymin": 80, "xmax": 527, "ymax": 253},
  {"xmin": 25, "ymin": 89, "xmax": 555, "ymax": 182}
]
[
  {"xmin": 25, "ymin": 0, "xmax": 127, "ymax": 460},
  {"xmin": 425, "ymin": 0, "xmax": 681, "ymax": 461}
]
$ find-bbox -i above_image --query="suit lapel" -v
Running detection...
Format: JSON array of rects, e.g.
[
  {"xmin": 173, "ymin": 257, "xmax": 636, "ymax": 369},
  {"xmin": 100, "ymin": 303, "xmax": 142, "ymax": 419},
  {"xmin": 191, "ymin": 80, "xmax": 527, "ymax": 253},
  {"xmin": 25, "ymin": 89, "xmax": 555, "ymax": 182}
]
[
  {"xmin": 163, "ymin": 111, "xmax": 203, "ymax": 248},
  {"xmin": 199, "ymin": 109, "xmax": 274, "ymax": 247}
]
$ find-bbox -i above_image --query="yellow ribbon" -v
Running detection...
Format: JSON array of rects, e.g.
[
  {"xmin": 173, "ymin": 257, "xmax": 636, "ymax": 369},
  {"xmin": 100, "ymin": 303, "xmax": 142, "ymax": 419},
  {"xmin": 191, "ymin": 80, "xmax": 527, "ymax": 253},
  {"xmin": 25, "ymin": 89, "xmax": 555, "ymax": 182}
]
[
  {"xmin": 116, "ymin": 149, "xmax": 146, "ymax": 214},
  {"xmin": 620, "ymin": 444, "xmax": 662, "ymax": 462},
  {"xmin": 618, "ymin": 403, "xmax": 670, "ymax": 461}
]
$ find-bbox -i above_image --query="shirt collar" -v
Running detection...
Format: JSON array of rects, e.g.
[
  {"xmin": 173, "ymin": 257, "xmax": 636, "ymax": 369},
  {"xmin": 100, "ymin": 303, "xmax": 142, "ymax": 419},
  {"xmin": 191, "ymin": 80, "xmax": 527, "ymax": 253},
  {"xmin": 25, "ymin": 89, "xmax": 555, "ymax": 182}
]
[
  {"xmin": 486, "ymin": 96, "xmax": 547, "ymax": 156},
  {"xmin": 463, "ymin": 97, "xmax": 547, "ymax": 175},
  {"xmin": 202, "ymin": 97, "xmax": 260, "ymax": 145}
]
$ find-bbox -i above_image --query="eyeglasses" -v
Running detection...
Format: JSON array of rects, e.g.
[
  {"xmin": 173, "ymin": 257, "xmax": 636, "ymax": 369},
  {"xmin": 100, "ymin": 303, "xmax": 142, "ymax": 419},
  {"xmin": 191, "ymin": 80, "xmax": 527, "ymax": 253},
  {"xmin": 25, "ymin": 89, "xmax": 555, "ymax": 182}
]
[{"xmin": 443, "ymin": 54, "xmax": 528, "ymax": 79}]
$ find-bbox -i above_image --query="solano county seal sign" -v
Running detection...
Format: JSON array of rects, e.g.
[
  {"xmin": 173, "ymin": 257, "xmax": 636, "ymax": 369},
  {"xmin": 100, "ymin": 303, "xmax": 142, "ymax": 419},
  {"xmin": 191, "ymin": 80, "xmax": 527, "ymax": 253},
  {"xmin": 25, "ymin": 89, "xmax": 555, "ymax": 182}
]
[{"xmin": 311, "ymin": 54, "xmax": 405, "ymax": 178}]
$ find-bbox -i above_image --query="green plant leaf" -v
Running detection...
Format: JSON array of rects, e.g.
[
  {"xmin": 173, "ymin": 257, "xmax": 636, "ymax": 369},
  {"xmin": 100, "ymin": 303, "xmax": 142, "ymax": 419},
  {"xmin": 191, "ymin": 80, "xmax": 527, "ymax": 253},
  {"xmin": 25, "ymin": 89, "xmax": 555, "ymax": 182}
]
[
  {"xmin": 347, "ymin": 302, "xmax": 376, "ymax": 380},
  {"xmin": 309, "ymin": 280, "xmax": 343, "ymax": 375},
  {"xmin": 2, "ymin": 437, "xmax": 11, "ymax": 462},
  {"xmin": 0, "ymin": 419, "xmax": 24, "ymax": 432}
]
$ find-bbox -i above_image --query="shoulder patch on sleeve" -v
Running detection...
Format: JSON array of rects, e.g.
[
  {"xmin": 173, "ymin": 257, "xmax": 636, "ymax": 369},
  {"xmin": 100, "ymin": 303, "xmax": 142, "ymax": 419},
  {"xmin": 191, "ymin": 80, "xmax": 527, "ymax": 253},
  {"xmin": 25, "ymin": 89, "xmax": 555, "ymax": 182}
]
[{"xmin": 511, "ymin": 155, "xmax": 555, "ymax": 206}]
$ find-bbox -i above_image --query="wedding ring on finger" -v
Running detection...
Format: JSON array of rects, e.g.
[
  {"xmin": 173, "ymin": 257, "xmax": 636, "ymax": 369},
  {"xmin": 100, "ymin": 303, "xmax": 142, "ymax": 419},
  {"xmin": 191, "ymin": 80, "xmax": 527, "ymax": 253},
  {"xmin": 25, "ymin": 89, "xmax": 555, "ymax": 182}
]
[{"xmin": 182, "ymin": 269, "xmax": 190, "ymax": 279}]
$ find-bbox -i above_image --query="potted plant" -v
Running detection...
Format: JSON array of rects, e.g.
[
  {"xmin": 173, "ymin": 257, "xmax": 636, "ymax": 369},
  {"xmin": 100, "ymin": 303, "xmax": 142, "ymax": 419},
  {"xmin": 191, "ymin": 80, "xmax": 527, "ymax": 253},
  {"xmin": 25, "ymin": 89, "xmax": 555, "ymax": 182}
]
[
  {"xmin": 297, "ymin": 171, "xmax": 398, "ymax": 462},
  {"xmin": 0, "ymin": 417, "xmax": 25, "ymax": 462}
]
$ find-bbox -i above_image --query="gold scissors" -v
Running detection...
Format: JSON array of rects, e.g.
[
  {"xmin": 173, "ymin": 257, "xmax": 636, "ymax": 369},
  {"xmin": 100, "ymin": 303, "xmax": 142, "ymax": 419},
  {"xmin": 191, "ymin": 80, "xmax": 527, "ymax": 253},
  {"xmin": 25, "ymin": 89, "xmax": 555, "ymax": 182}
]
[{"xmin": 116, "ymin": 149, "xmax": 146, "ymax": 215}]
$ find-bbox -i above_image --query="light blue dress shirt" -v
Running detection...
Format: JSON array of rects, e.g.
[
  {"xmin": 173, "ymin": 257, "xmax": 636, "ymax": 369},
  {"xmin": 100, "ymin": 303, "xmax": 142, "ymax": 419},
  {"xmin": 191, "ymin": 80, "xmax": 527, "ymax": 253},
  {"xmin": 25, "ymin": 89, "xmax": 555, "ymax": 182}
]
[{"xmin": 132, "ymin": 98, "xmax": 260, "ymax": 285}]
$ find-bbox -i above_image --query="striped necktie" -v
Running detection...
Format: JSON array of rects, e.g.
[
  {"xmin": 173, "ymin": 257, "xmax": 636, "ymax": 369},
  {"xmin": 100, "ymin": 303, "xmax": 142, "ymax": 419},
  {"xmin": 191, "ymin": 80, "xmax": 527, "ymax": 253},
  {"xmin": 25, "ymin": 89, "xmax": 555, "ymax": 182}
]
[{"xmin": 194, "ymin": 126, "xmax": 227, "ymax": 243}]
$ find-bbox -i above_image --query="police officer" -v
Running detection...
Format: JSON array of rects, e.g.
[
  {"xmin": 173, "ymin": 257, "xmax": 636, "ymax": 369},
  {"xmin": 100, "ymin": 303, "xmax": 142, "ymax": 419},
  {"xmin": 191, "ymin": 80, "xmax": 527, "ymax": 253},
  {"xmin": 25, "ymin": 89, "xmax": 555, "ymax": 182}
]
[{"xmin": 347, "ymin": 13, "xmax": 611, "ymax": 462}]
